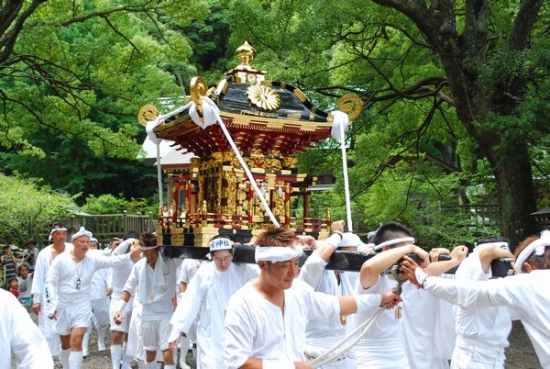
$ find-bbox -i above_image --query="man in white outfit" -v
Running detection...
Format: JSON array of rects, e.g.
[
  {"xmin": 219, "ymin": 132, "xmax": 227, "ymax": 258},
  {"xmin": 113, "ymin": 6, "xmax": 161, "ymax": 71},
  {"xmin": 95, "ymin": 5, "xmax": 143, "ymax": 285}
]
[
  {"xmin": 450, "ymin": 238, "xmax": 515, "ymax": 368},
  {"xmin": 0, "ymin": 288, "xmax": 54, "ymax": 369},
  {"xmin": 176, "ymin": 258, "xmax": 203, "ymax": 369},
  {"xmin": 168, "ymin": 236, "xmax": 259, "ymax": 369},
  {"xmin": 108, "ymin": 234, "xmax": 139, "ymax": 369},
  {"xmin": 350, "ymin": 221, "xmax": 446, "ymax": 369},
  {"xmin": 31, "ymin": 221, "xmax": 73, "ymax": 358},
  {"xmin": 224, "ymin": 226, "xmax": 402, "ymax": 369},
  {"xmin": 114, "ymin": 232, "xmax": 180, "ymax": 369},
  {"xmin": 298, "ymin": 227, "xmax": 363, "ymax": 369},
  {"xmin": 45, "ymin": 227, "xmax": 141, "ymax": 369},
  {"xmin": 85, "ymin": 238, "xmax": 112, "ymax": 354},
  {"xmin": 402, "ymin": 230, "xmax": 550, "ymax": 369}
]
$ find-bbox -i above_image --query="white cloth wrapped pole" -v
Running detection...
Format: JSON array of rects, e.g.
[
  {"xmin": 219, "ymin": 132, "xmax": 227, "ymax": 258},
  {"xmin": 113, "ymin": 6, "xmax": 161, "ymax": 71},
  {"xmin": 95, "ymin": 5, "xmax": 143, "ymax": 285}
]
[
  {"xmin": 146, "ymin": 102, "xmax": 193, "ymax": 210},
  {"xmin": 331, "ymin": 111, "xmax": 353, "ymax": 232}
]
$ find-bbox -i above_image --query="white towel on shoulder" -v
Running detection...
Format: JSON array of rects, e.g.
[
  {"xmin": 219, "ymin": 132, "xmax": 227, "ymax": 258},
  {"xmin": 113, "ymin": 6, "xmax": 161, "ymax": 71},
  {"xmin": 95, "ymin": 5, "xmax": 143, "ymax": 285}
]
[{"xmin": 138, "ymin": 255, "xmax": 167, "ymax": 304}]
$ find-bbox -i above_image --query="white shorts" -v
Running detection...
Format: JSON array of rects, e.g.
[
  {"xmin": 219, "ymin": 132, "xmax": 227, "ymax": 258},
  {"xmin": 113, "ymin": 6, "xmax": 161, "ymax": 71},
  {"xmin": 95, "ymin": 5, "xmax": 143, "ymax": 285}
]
[
  {"xmin": 451, "ymin": 344, "xmax": 505, "ymax": 369},
  {"xmin": 142, "ymin": 319, "xmax": 172, "ymax": 352},
  {"xmin": 91, "ymin": 297, "xmax": 110, "ymax": 327},
  {"xmin": 110, "ymin": 297, "xmax": 133, "ymax": 333},
  {"xmin": 53, "ymin": 305, "xmax": 92, "ymax": 335}
]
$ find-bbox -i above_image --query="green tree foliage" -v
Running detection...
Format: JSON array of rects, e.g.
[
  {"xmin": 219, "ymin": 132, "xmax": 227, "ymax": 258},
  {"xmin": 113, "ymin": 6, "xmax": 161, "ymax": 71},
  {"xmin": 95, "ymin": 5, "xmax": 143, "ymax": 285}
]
[
  {"xmin": 0, "ymin": 0, "xmax": 210, "ymax": 199},
  {"xmin": 0, "ymin": 173, "xmax": 76, "ymax": 245},
  {"xmin": 81, "ymin": 193, "xmax": 156, "ymax": 215},
  {"xmin": 223, "ymin": 0, "xmax": 550, "ymax": 246}
]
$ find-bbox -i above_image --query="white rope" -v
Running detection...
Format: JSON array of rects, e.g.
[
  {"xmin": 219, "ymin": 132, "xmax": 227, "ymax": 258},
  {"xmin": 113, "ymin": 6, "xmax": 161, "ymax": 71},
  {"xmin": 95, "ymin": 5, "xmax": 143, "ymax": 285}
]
[
  {"xmin": 310, "ymin": 267, "xmax": 406, "ymax": 367},
  {"xmin": 331, "ymin": 111, "xmax": 353, "ymax": 232},
  {"xmin": 309, "ymin": 306, "xmax": 385, "ymax": 367}
]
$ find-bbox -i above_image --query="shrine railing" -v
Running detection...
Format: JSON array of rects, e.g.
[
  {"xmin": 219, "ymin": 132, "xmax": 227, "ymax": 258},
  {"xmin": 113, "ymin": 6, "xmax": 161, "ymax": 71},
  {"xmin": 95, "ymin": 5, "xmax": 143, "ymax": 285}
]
[
  {"xmin": 65, "ymin": 212, "xmax": 156, "ymax": 244},
  {"xmin": 162, "ymin": 213, "xmax": 328, "ymax": 234},
  {"xmin": 441, "ymin": 204, "xmax": 500, "ymax": 227}
]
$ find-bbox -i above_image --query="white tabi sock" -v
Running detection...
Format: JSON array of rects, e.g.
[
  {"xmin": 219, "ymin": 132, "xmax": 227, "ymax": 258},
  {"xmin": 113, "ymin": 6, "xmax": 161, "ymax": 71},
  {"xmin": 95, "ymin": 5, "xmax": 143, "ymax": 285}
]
[
  {"xmin": 97, "ymin": 326, "xmax": 107, "ymax": 351},
  {"xmin": 163, "ymin": 365, "xmax": 176, "ymax": 369},
  {"xmin": 59, "ymin": 348, "xmax": 70, "ymax": 369},
  {"xmin": 121, "ymin": 353, "xmax": 133, "ymax": 369},
  {"xmin": 68, "ymin": 351, "xmax": 84, "ymax": 369},
  {"xmin": 82, "ymin": 331, "xmax": 90, "ymax": 357},
  {"xmin": 179, "ymin": 335, "xmax": 190, "ymax": 368},
  {"xmin": 111, "ymin": 344, "xmax": 123, "ymax": 369},
  {"xmin": 136, "ymin": 359, "xmax": 147, "ymax": 369},
  {"xmin": 145, "ymin": 361, "xmax": 157, "ymax": 369}
]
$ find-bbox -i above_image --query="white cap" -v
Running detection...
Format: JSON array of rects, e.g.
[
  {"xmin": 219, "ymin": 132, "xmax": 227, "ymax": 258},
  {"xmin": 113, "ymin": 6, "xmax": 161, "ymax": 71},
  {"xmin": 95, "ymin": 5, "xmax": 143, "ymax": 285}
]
[{"xmin": 71, "ymin": 226, "xmax": 93, "ymax": 241}]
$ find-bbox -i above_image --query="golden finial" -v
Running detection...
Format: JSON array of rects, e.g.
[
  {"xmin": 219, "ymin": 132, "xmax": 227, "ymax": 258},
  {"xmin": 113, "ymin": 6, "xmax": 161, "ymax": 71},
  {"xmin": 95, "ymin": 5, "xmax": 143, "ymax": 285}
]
[{"xmin": 236, "ymin": 41, "xmax": 256, "ymax": 66}]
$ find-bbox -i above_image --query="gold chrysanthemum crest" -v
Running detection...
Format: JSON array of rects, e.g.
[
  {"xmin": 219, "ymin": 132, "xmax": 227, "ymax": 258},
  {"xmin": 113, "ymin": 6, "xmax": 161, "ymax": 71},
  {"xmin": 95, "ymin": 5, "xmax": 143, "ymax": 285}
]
[{"xmin": 246, "ymin": 85, "xmax": 281, "ymax": 112}]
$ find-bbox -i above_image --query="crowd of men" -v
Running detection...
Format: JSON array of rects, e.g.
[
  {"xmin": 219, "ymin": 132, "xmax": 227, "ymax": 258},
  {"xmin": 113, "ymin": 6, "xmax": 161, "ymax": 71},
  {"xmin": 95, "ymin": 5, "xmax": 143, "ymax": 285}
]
[{"xmin": 2, "ymin": 219, "xmax": 550, "ymax": 369}]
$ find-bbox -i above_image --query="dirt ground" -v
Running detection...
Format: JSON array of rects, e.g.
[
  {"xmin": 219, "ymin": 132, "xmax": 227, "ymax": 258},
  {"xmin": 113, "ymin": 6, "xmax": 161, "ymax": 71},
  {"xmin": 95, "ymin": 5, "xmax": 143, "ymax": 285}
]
[{"xmin": 12, "ymin": 318, "xmax": 541, "ymax": 368}]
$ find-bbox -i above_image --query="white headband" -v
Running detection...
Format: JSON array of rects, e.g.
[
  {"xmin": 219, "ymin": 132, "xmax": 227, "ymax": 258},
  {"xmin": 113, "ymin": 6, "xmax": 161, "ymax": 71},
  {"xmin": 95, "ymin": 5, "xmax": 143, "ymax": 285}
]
[
  {"xmin": 255, "ymin": 245, "xmax": 303, "ymax": 263},
  {"xmin": 374, "ymin": 237, "xmax": 415, "ymax": 251},
  {"xmin": 474, "ymin": 242, "xmax": 509, "ymax": 253},
  {"xmin": 514, "ymin": 230, "xmax": 550, "ymax": 274},
  {"xmin": 51, "ymin": 227, "xmax": 68, "ymax": 235}
]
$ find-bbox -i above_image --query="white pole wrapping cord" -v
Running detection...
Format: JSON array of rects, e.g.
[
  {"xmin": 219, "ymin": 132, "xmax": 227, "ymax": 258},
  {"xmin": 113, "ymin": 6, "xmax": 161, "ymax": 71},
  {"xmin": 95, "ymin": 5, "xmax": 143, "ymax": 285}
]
[
  {"xmin": 331, "ymin": 111, "xmax": 353, "ymax": 232},
  {"xmin": 156, "ymin": 143, "xmax": 163, "ymax": 209},
  {"xmin": 189, "ymin": 97, "xmax": 281, "ymax": 229}
]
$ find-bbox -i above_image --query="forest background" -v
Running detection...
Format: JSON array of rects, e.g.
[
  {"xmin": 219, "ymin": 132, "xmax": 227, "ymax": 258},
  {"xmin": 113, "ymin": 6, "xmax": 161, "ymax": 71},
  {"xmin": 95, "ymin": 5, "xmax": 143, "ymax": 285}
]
[{"xmin": 1, "ymin": 0, "xmax": 550, "ymax": 249}]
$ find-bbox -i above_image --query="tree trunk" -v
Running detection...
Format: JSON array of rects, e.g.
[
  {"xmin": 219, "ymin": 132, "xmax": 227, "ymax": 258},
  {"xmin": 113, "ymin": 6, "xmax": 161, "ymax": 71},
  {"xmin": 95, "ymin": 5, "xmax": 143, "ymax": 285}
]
[{"xmin": 493, "ymin": 140, "xmax": 538, "ymax": 246}]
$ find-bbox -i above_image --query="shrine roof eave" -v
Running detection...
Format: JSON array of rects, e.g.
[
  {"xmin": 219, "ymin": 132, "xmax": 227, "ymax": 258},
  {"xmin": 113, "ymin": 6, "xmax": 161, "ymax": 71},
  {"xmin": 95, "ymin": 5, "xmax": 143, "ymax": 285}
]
[{"xmin": 153, "ymin": 111, "xmax": 333, "ymax": 158}]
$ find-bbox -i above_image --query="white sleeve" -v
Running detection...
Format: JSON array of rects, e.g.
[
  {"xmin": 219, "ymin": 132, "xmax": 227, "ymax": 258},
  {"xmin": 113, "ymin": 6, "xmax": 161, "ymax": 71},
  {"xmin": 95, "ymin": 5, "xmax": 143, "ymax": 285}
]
[
  {"xmin": 224, "ymin": 295, "xmax": 256, "ymax": 369},
  {"xmin": 93, "ymin": 251, "xmax": 131, "ymax": 270},
  {"xmin": 30, "ymin": 252, "xmax": 46, "ymax": 300},
  {"xmin": 44, "ymin": 257, "xmax": 60, "ymax": 315},
  {"xmin": 114, "ymin": 239, "xmax": 135, "ymax": 255},
  {"xmin": 4, "ymin": 291, "xmax": 54, "ymax": 369},
  {"xmin": 170, "ymin": 269, "xmax": 205, "ymax": 335},
  {"xmin": 298, "ymin": 251, "xmax": 328, "ymax": 289},
  {"xmin": 422, "ymin": 271, "xmax": 510, "ymax": 309},
  {"xmin": 122, "ymin": 262, "xmax": 140, "ymax": 297},
  {"xmin": 179, "ymin": 262, "xmax": 190, "ymax": 284}
]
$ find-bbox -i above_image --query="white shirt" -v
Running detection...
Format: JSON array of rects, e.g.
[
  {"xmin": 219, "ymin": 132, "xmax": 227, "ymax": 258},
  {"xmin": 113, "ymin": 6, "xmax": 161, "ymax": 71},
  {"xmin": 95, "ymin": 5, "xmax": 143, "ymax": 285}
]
[
  {"xmin": 179, "ymin": 258, "xmax": 202, "ymax": 284},
  {"xmin": 0, "ymin": 289, "xmax": 53, "ymax": 369},
  {"xmin": 110, "ymin": 239, "xmax": 137, "ymax": 297},
  {"xmin": 171, "ymin": 262, "xmax": 259, "ymax": 369},
  {"xmin": 453, "ymin": 251, "xmax": 512, "ymax": 353},
  {"xmin": 90, "ymin": 267, "xmax": 111, "ymax": 300},
  {"xmin": 422, "ymin": 269, "xmax": 550, "ymax": 369},
  {"xmin": 123, "ymin": 255, "xmax": 179, "ymax": 321},
  {"xmin": 31, "ymin": 243, "xmax": 73, "ymax": 303},
  {"xmin": 18, "ymin": 275, "xmax": 33, "ymax": 299},
  {"xmin": 350, "ymin": 274, "xmax": 409, "ymax": 368},
  {"xmin": 401, "ymin": 282, "xmax": 449, "ymax": 369},
  {"xmin": 30, "ymin": 243, "xmax": 73, "ymax": 339},
  {"xmin": 224, "ymin": 278, "xmax": 341, "ymax": 369},
  {"xmin": 45, "ymin": 249, "xmax": 130, "ymax": 311},
  {"xmin": 298, "ymin": 251, "xmax": 358, "ymax": 353}
]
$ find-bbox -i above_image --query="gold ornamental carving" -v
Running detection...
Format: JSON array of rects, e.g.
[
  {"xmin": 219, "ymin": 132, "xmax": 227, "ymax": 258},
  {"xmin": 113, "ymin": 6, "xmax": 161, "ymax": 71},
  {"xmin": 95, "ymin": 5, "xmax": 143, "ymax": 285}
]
[
  {"xmin": 246, "ymin": 85, "xmax": 281, "ymax": 112},
  {"xmin": 282, "ymin": 156, "xmax": 298, "ymax": 168},
  {"xmin": 190, "ymin": 76, "xmax": 209, "ymax": 106},
  {"xmin": 138, "ymin": 104, "xmax": 159, "ymax": 126},
  {"xmin": 337, "ymin": 94, "xmax": 364, "ymax": 122}
]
